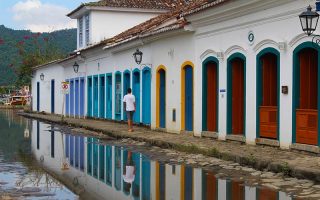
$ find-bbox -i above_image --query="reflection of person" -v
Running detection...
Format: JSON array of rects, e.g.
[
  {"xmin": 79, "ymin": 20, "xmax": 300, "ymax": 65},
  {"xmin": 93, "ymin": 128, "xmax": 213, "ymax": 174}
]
[
  {"xmin": 123, "ymin": 88, "xmax": 136, "ymax": 132},
  {"xmin": 123, "ymin": 151, "xmax": 136, "ymax": 192}
]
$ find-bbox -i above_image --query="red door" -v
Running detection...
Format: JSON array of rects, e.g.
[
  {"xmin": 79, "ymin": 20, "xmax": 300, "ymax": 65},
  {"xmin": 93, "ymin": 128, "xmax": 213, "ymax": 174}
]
[
  {"xmin": 296, "ymin": 49, "xmax": 318, "ymax": 145},
  {"xmin": 260, "ymin": 54, "xmax": 278, "ymax": 139},
  {"xmin": 205, "ymin": 172, "xmax": 217, "ymax": 200},
  {"xmin": 232, "ymin": 59, "xmax": 245, "ymax": 135},
  {"xmin": 231, "ymin": 181, "xmax": 244, "ymax": 200},
  {"xmin": 207, "ymin": 63, "xmax": 217, "ymax": 132},
  {"xmin": 259, "ymin": 188, "xmax": 277, "ymax": 200}
]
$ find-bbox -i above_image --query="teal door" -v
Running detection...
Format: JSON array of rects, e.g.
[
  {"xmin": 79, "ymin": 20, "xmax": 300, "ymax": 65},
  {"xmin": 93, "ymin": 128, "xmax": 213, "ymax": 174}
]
[
  {"xmin": 142, "ymin": 68, "xmax": 151, "ymax": 125},
  {"xmin": 159, "ymin": 70, "xmax": 166, "ymax": 128},
  {"xmin": 133, "ymin": 70, "xmax": 140, "ymax": 123},
  {"xmin": 115, "ymin": 73, "xmax": 122, "ymax": 120},
  {"xmin": 99, "ymin": 75, "xmax": 105, "ymax": 118},
  {"xmin": 123, "ymin": 71, "xmax": 131, "ymax": 121},
  {"xmin": 106, "ymin": 75, "xmax": 112, "ymax": 119},
  {"xmin": 93, "ymin": 76, "xmax": 98, "ymax": 117},
  {"xmin": 87, "ymin": 77, "xmax": 92, "ymax": 117}
]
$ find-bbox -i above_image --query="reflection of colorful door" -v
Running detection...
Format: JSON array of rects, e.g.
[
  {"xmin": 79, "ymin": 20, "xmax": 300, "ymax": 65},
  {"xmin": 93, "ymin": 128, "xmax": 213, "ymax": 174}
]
[
  {"xmin": 70, "ymin": 80, "xmax": 74, "ymax": 116},
  {"xmin": 93, "ymin": 76, "xmax": 99, "ymax": 118},
  {"xmin": 159, "ymin": 69, "xmax": 166, "ymax": 128},
  {"xmin": 114, "ymin": 147, "xmax": 121, "ymax": 190},
  {"xmin": 123, "ymin": 71, "xmax": 131, "ymax": 121},
  {"xmin": 79, "ymin": 136, "xmax": 84, "ymax": 171},
  {"xmin": 106, "ymin": 146, "xmax": 112, "ymax": 185},
  {"xmin": 184, "ymin": 66, "xmax": 193, "ymax": 131},
  {"xmin": 142, "ymin": 68, "xmax": 151, "ymax": 125},
  {"xmin": 99, "ymin": 145, "xmax": 105, "ymax": 181},
  {"xmin": 87, "ymin": 137, "xmax": 92, "ymax": 175},
  {"xmin": 227, "ymin": 55, "xmax": 246, "ymax": 135},
  {"xmin": 37, "ymin": 82, "xmax": 40, "ymax": 112},
  {"xmin": 257, "ymin": 51, "xmax": 279, "ymax": 139},
  {"xmin": 106, "ymin": 75, "xmax": 112, "ymax": 119},
  {"xmin": 295, "ymin": 47, "xmax": 318, "ymax": 145},
  {"xmin": 226, "ymin": 180, "xmax": 244, "ymax": 200},
  {"xmin": 202, "ymin": 172, "xmax": 217, "ymax": 200},
  {"xmin": 203, "ymin": 60, "xmax": 218, "ymax": 132},
  {"xmin": 92, "ymin": 138, "xmax": 98, "ymax": 178},
  {"xmin": 133, "ymin": 70, "xmax": 140, "ymax": 123},
  {"xmin": 80, "ymin": 78, "xmax": 85, "ymax": 117},
  {"xmin": 99, "ymin": 75, "xmax": 105, "ymax": 118},
  {"xmin": 181, "ymin": 166, "xmax": 193, "ymax": 200},
  {"xmin": 142, "ymin": 157, "xmax": 151, "ymax": 200},
  {"xmin": 51, "ymin": 79, "xmax": 55, "ymax": 114},
  {"xmin": 75, "ymin": 79, "xmax": 79, "ymax": 116},
  {"xmin": 132, "ymin": 153, "xmax": 140, "ymax": 200},
  {"xmin": 115, "ymin": 73, "xmax": 122, "ymax": 120},
  {"xmin": 258, "ymin": 188, "xmax": 277, "ymax": 200},
  {"xmin": 87, "ymin": 77, "xmax": 92, "ymax": 117},
  {"xmin": 156, "ymin": 163, "xmax": 166, "ymax": 200}
]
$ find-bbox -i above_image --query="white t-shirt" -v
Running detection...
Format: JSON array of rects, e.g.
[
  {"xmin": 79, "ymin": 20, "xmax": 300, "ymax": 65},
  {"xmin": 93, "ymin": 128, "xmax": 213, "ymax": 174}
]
[
  {"xmin": 123, "ymin": 166, "xmax": 135, "ymax": 183},
  {"xmin": 123, "ymin": 94, "xmax": 135, "ymax": 111}
]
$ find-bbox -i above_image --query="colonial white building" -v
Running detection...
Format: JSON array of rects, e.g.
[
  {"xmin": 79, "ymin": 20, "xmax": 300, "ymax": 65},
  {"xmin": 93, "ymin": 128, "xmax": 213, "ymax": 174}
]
[{"xmin": 32, "ymin": 0, "xmax": 320, "ymax": 150}]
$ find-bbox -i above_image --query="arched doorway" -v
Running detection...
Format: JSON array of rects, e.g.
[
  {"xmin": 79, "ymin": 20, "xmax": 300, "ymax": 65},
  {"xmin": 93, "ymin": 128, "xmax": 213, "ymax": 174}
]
[
  {"xmin": 227, "ymin": 54, "xmax": 246, "ymax": 135},
  {"xmin": 133, "ymin": 69, "xmax": 140, "ymax": 123},
  {"xmin": 256, "ymin": 48, "xmax": 280, "ymax": 140},
  {"xmin": 182, "ymin": 62, "xmax": 194, "ymax": 132},
  {"xmin": 156, "ymin": 66, "xmax": 166, "ymax": 128},
  {"xmin": 202, "ymin": 57, "xmax": 219, "ymax": 132},
  {"xmin": 142, "ymin": 67, "xmax": 151, "ymax": 125},
  {"xmin": 293, "ymin": 43, "xmax": 319, "ymax": 146},
  {"xmin": 115, "ymin": 72, "xmax": 122, "ymax": 121}
]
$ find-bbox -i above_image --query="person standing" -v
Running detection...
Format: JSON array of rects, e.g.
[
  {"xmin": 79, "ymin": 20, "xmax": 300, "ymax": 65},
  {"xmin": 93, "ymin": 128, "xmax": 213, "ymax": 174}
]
[{"xmin": 123, "ymin": 88, "xmax": 135, "ymax": 132}]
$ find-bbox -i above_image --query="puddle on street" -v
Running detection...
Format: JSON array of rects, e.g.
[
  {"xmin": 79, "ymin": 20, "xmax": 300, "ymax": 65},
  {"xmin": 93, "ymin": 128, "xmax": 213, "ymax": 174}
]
[{"xmin": 0, "ymin": 110, "xmax": 318, "ymax": 199}]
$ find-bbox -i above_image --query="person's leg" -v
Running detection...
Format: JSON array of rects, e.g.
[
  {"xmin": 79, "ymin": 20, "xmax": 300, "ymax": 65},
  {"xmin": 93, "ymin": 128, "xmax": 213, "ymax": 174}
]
[
  {"xmin": 126, "ymin": 111, "xmax": 131, "ymax": 131},
  {"xmin": 130, "ymin": 112, "xmax": 134, "ymax": 131}
]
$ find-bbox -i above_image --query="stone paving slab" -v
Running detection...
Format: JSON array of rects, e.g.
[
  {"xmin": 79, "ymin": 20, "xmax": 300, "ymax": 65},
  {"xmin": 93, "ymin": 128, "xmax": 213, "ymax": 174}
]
[{"xmin": 20, "ymin": 112, "xmax": 320, "ymax": 183}]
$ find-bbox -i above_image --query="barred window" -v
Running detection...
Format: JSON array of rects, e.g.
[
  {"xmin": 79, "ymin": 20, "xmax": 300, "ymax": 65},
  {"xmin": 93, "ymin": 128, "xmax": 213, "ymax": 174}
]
[
  {"xmin": 85, "ymin": 14, "xmax": 90, "ymax": 46},
  {"xmin": 79, "ymin": 18, "xmax": 83, "ymax": 47}
]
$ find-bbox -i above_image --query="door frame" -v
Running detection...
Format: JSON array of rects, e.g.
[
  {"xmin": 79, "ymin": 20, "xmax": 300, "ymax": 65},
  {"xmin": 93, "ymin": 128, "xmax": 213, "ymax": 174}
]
[
  {"xmin": 256, "ymin": 47, "xmax": 280, "ymax": 140},
  {"xmin": 292, "ymin": 41, "xmax": 320, "ymax": 146},
  {"xmin": 202, "ymin": 56, "xmax": 219, "ymax": 132},
  {"xmin": 181, "ymin": 61, "xmax": 195, "ymax": 131},
  {"xmin": 156, "ymin": 65, "xmax": 167, "ymax": 128},
  {"xmin": 226, "ymin": 53, "xmax": 246, "ymax": 135}
]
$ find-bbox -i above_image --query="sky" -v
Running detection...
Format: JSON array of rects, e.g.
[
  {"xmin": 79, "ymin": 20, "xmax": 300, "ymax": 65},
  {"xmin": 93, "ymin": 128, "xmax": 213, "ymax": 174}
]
[{"xmin": 0, "ymin": 0, "xmax": 95, "ymax": 32}]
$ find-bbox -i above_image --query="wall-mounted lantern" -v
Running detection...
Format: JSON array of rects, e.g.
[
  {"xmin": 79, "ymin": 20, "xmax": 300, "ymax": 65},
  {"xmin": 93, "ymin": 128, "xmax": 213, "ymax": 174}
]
[
  {"xmin": 299, "ymin": 4, "xmax": 320, "ymax": 46},
  {"xmin": 40, "ymin": 73, "xmax": 44, "ymax": 81},
  {"xmin": 73, "ymin": 62, "xmax": 79, "ymax": 73},
  {"xmin": 133, "ymin": 49, "xmax": 143, "ymax": 65}
]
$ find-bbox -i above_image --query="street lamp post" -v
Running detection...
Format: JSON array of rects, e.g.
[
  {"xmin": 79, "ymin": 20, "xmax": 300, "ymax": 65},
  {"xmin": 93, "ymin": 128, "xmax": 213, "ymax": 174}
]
[{"xmin": 299, "ymin": 4, "xmax": 320, "ymax": 45}]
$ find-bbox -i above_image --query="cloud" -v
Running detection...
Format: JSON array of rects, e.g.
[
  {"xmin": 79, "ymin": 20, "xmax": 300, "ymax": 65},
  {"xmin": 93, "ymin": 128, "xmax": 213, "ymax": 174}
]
[{"xmin": 12, "ymin": 0, "xmax": 76, "ymax": 32}]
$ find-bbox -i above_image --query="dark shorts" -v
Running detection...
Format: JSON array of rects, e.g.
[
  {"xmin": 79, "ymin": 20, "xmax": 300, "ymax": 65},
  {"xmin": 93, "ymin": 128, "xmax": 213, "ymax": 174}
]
[{"xmin": 126, "ymin": 111, "xmax": 134, "ymax": 120}]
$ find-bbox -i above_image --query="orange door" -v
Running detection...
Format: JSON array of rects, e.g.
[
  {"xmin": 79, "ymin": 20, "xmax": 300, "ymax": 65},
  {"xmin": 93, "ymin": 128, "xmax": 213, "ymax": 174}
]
[
  {"xmin": 207, "ymin": 63, "xmax": 217, "ymax": 132},
  {"xmin": 260, "ymin": 54, "xmax": 278, "ymax": 139},
  {"xmin": 259, "ymin": 188, "xmax": 277, "ymax": 200},
  {"xmin": 232, "ymin": 59, "xmax": 244, "ymax": 135},
  {"xmin": 296, "ymin": 49, "xmax": 318, "ymax": 145}
]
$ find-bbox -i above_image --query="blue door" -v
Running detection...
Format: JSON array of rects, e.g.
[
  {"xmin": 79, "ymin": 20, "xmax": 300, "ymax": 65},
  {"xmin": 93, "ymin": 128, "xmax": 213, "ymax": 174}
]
[
  {"xmin": 80, "ymin": 78, "xmax": 85, "ymax": 117},
  {"xmin": 114, "ymin": 147, "xmax": 121, "ymax": 190},
  {"xmin": 132, "ymin": 153, "xmax": 140, "ymax": 200},
  {"xmin": 75, "ymin": 136, "xmax": 79, "ymax": 168},
  {"xmin": 159, "ymin": 70, "xmax": 166, "ymax": 128},
  {"xmin": 115, "ymin": 73, "xmax": 122, "ymax": 120},
  {"xmin": 185, "ymin": 66, "xmax": 193, "ymax": 131},
  {"xmin": 184, "ymin": 166, "xmax": 193, "ymax": 200},
  {"xmin": 51, "ymin": 127, "xmax": 54, "ymax": 158},
  {"xmin": 87, "ymin": 77, "xmax": 92, "ymax": 117},
  {"xmin": 70, "ymin": 135, "xmax": 74, "ymax": 166},
  {"xmin": 133, "ymin": 70, "xmax": 140, "ymax": 123},
  {"xmin": 100, "ymin": 75, "xmax": 105, "ymax": 118},
  {"xmin": 93, "ymin": 76, "xmax": 99, "ymax": 117},
  {"xmin": 70, "ymin": 80, "xmax": 74, "ymax": 116},
  {"xmin": 142, "ymin": 68, "xmax": 151, "ymax": 125},
  {"xmin": 37, "ymin": 82, "xmax": 40, "ymax": 112},
  {"xmin": 105, "ymin": 146, "xmax": 112, "ymax": 185},
  {"xmin": 51, "ymin": 79, "xmax": 55, "ymax": 113},
  {"xmin": 106, "ymin": 75, "xmax": 112, "ymax": 119},
  {"xmin": 87, "ymin": 137, "xmax": 92, "ymax": 175},
  {"xmin": 75, "ymin": 79, "xmax": 79, "ymax": 116},
  {"xmin": 123, "ymin": 71, "xmax": 131, "ymax": 121},
  {"xmin": 66, "ymin": 80, "xmax": 69, "ymax": 115}
]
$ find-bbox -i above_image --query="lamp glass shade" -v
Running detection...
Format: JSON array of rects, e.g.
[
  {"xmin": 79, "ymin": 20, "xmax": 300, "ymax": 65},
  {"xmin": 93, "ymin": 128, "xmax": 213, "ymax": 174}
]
[
  {"xmin": 133, "ymin": 49, "xmax": 143, "ymax": 65},
  {"xmin": 73, "ymin": 62, "xmax": 79, "ymax": 73},
  {"xmin": 299, "ymin": 5, "xmax": 320, "ymax": 36},
  {"xmin": 40, "ymin": 73, "xmax": 44, "ymax": 81}
]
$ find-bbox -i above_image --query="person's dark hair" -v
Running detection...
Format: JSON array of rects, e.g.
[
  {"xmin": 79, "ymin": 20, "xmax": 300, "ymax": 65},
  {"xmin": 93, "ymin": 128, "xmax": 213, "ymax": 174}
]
[{"xmin": 127, "ymin": 88, "xmax": 132, "ymax": 94}]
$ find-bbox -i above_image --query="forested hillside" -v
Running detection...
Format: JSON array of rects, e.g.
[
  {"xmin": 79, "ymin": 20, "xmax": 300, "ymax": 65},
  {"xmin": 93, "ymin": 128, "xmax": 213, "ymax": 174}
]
[{"xmin": 0, "ymin": 25, "xmax": 76, "ymax": 86}]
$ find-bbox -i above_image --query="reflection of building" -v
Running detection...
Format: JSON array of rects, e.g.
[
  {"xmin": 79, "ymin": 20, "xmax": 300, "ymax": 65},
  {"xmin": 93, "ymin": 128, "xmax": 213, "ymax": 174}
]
[{"xmin": 32, "ymin": 121, "xmax": 293, "ymax": 200}]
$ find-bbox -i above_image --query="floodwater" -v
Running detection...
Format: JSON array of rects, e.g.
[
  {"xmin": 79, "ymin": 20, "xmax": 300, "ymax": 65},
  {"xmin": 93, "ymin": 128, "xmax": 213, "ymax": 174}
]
[{"xmin": 0, "ymin": 110, "xmax": 303, "ymax": 199}]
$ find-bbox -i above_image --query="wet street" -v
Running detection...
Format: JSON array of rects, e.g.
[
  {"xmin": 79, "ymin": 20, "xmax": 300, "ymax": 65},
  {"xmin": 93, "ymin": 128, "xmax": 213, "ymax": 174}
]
[{"xmin": 1, "ymin": 110, "xmax": 320, "ymax": 199}]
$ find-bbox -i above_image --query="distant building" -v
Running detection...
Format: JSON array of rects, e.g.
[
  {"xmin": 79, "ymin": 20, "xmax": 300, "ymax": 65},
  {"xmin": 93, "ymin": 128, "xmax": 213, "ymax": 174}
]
[{"xmin": 32, "ymin": 0, "xmax": 320, "ymax": 150}]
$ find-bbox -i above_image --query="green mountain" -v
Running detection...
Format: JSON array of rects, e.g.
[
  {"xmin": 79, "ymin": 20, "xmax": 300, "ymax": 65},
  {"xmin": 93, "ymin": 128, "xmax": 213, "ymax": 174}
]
[{"xmin": 0, "ymin": 25, "xmax": 76, "ymax": 86}]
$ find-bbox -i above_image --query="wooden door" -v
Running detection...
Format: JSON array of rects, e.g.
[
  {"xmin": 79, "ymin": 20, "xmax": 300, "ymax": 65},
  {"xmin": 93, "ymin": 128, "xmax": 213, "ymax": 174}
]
[
  {"xmin": 232, "ymin": 59, "xmax": 245, "ymax": 135},
  {"xmin": 207, "ymin": 63, "xmax": 218, "ymax": 132},
  {"xmin": 296, "ymin": 49, "xmax": 318, "ymax": 145},
  {"xmin": 260, "ymin": 54, "xmax": 278, "ymax": 139},
  {"xmin": 259, "ymin": 188, "xmax": 277, "ymax": 200}
]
